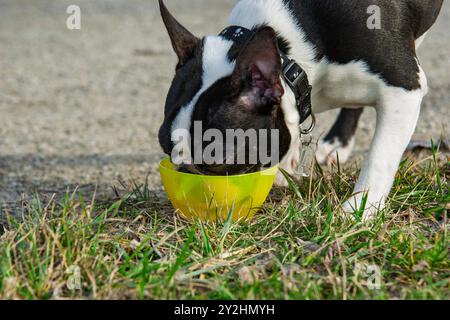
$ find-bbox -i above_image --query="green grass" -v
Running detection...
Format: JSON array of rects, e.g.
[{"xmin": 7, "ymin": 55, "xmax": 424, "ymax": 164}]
[{"xmin": 0, "ymin": 152, "xmax": 448, "ymax": 300}]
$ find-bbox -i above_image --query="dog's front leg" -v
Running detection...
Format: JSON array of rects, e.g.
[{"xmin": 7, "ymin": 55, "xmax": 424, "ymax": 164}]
[{"xmin": 343, "ymin": 84, "xmax": 425, "ymax": 220}]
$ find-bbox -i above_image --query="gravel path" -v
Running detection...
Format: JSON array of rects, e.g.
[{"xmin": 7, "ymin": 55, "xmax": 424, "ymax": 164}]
[{"xmin": 1, "ymin": 0, "xmax": 449, "ymax": 210}]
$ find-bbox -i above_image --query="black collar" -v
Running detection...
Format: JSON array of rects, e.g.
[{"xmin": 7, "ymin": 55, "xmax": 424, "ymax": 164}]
[{"xmin": 219, "ymin": 26, "xmax": 313, "ymax": 128}]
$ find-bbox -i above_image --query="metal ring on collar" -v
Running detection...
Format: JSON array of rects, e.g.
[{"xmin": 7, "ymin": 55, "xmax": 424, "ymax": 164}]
[{"xmin": 301, "ymin": 114, "xmax": 316, "ymax": 135}]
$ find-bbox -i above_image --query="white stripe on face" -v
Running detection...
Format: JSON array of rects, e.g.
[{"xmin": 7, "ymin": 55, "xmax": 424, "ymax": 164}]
[{"xmin": 171, "ymin": 36, "xmax": 235, "ymax": 143}]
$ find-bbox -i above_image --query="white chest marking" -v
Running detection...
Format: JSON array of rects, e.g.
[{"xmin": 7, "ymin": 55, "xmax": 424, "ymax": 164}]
[{"xmin": 311, "ymin": 60, "xmax": 384, "ymax": 114}]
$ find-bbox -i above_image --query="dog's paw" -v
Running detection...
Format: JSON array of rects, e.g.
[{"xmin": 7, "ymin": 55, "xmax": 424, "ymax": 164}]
[
  {"xmin": 342, "ymin": 193, "xmax": 385, "ymax": 222},
  {"xmin": 316, "ymin": 138, "xmax": 355, "ymax": 165}
]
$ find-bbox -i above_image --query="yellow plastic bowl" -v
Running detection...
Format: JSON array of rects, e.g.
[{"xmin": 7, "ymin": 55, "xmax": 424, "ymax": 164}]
[{"xmin": 159, "ymin": 158, "xmax": 279, "ymax": 222}]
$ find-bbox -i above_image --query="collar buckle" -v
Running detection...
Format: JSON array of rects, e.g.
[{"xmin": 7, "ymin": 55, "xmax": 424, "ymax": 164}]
[
  {"xmin": 282, "ymin": 60, "xmax": 306, "ymax": 89},
  {"xmin": 281, "ymin": 54, "xmax": 313, "ymax": 124}
]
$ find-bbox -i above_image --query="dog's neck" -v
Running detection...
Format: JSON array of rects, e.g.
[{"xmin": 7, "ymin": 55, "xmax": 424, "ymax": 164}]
[
  {"xmin": 227, "ymin": 0, "xmax": 319, "ymax": 82},
  {"xmin": 220, "ymin": 25, "xmax": 313, "ymax": 126}
]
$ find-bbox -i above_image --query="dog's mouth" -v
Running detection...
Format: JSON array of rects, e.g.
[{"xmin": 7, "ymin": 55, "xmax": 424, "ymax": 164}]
[
  {"xmin": 173, "ymin": 141, "xmax": 277, "ymax": 176},
  {"xmin": 177, "ymin": 163, "xmax": 261, "ymax": 176}
]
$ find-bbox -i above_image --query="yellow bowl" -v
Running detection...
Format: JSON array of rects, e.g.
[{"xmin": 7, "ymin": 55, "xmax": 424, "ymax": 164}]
[{"xmin": 159, "ymin": 158, "xmax": 279, "ymax": 222}]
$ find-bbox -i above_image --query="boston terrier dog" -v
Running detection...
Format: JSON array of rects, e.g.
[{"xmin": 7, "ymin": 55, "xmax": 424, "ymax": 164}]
[{"xmin": 158, "ymin": 0, "xmax": 443, "ymax": 219}]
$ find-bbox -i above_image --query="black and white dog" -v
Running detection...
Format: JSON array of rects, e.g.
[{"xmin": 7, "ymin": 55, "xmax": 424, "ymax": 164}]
[{"xmin": 158, "ymin": 0, "xmax": 443, "ymax": 219}]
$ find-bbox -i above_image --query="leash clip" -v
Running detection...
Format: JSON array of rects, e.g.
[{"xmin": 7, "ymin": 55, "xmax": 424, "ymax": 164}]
[{"xmin": 296, "ymin": 132, "xmax": 317, "ymax": 178}]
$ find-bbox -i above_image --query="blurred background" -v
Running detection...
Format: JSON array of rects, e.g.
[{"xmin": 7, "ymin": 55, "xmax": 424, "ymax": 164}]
[{"xmin": 0, "ymin": 0, "xmax": 449, "ymax": 210}]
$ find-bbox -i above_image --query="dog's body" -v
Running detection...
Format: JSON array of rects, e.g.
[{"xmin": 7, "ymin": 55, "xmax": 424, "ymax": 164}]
[{"xmin": 159, "ymin": 0, "xmax": 443, "ymax": 219}]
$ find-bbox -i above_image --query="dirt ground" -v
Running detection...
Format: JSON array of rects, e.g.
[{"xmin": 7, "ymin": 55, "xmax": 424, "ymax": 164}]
[{"xmin": 1, "ymin": 0, "xmax": 449, "ymax": 212}]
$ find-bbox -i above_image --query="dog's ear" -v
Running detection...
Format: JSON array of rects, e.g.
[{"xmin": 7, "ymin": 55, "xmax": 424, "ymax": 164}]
[
  {"xmin": 232, "ymin": 27, "xmax": 284, "ymax": 106},
  {"xmin": 159, "ymin": 0, "xmax": 200, "ymax": 69}
]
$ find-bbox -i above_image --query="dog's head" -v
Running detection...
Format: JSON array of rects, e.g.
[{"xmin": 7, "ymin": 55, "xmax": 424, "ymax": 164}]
[{"xmin": 158, "ymin": 1, "xmax": 291, "ymax": 175}]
